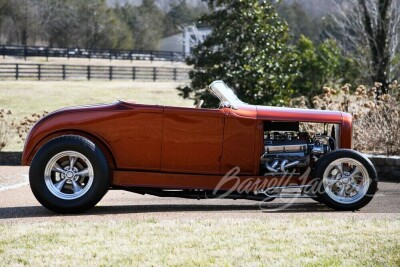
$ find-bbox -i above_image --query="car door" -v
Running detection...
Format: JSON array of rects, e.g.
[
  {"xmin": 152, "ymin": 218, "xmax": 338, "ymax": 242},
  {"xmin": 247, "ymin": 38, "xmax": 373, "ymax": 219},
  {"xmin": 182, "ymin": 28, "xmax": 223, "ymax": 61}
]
[
  {"xmin": 161, "ymin": 107, "xmax": 225, "ymax": 174},
  {"xmin": 220, "ymin": 106, "xmax": 259, "ymax": 175}
]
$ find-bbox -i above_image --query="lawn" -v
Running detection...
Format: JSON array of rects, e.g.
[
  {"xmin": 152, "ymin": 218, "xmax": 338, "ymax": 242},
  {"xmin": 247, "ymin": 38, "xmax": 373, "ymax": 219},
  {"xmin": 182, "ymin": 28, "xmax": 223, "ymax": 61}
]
[
  {"xmin": 0, "ymin": 80, "xmax": 193, "ymax": 151},
  {"xmin": 0, "ymin": 217, "xmax": 399, "ymax": 266}
]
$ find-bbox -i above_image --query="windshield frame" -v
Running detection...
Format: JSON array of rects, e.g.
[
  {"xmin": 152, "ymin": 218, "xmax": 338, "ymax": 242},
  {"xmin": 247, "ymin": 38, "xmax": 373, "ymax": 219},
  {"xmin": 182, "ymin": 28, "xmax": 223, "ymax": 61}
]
[{"xmin": 209, "ymin": 81, "xmax": 243, "ymax": 110}]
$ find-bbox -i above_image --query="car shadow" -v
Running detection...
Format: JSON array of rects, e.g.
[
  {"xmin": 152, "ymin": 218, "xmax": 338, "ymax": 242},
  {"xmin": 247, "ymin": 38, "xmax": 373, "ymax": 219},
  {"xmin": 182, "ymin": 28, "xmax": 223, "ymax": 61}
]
[
  {"xmin": 0, "ymin": 202, "xmax": 337, "ymax": 219},
  {"xmin": 89, "ymin": 202, "xmax": 334, "ymax": 215}
]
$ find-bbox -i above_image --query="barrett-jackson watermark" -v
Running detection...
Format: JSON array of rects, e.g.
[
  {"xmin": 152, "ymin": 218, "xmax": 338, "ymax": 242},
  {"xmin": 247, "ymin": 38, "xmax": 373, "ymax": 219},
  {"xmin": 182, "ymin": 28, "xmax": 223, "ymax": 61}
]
[{"xmin": 208, "ymin": 166, "xmax": 373, "ymax": 212}]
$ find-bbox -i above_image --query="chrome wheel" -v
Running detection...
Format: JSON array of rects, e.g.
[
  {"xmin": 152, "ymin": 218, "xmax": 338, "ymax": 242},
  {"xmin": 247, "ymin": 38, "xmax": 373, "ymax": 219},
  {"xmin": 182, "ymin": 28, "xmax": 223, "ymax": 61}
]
[
  {"xmin": 322, "ymin": 158, "xmax": 370, "ymax": 204},
  {"xmin": 44, "ymin": 151, "xmax": 94, "ymax": 200}
]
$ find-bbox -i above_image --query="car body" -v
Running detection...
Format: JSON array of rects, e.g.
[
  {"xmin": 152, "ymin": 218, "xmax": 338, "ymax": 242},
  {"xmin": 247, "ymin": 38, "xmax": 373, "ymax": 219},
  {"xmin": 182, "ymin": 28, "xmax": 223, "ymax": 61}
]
[{"xmin": 23, "ymin": 81, "xmax": 377, "ymax": 213}]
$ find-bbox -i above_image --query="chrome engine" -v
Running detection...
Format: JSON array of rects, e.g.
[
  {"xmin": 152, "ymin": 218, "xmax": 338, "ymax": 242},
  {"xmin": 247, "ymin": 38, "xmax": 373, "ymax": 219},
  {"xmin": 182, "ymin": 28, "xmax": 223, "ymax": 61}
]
[{"xmin": 262, "ymin": 131, "xmax": 333, "ymax": 175}]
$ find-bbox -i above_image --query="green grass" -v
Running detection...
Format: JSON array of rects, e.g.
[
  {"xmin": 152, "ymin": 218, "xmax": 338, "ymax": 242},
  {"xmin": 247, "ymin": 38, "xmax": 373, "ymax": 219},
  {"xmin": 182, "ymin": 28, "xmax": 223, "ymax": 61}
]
[
  {"xmin": 0, "ymin": 80, "xmax": 193, "ymax": 151},
  {"xmin": 0, "ymin": 217, "xmax": 399, "ymax": 266}
]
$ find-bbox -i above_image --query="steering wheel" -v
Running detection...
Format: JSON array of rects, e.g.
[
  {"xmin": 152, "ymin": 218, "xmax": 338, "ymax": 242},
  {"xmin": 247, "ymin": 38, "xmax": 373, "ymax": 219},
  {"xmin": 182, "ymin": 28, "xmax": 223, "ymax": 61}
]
[{"xmin": 195, "ymin": 99, "xmax": 204, "ymax": 109}]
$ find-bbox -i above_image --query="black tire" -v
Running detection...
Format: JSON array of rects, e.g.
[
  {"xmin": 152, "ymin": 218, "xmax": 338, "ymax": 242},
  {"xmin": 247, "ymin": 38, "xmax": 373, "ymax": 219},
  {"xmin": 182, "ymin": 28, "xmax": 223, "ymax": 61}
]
[
  {"xmin": 313, "ymin": 149, "xmax": 377, "ymax": 211},
  {"xmin": 29, "ymin": 135, "xmax": 109, "ymax": 214}
]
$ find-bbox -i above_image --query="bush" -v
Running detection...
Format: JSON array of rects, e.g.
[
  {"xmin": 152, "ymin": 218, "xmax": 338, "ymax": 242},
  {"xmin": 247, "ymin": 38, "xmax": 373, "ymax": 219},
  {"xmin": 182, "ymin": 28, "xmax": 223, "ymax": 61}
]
[
  {"xmin": 290, "ymin": 81, "xmax": 400, "ymax": 155},
  {"xmin": 0, "ymin": 109, "xmax": 13, "ymax": 151},
  {"xmin": 292, "ymin": 36, "xmax": 359, "ymax": 100},
  {"xmin": 0, "ymin": 110, "xmax": 48, "ymax": 151},
  {"xmin": 16, "ymin": 112, "xmax": 49, "ymax": 142}
]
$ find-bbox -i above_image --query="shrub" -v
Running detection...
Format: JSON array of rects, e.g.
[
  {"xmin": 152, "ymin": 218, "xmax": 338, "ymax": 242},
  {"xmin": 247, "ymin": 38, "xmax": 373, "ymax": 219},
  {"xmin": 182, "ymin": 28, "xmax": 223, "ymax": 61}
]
[
  {"xmin": 0, "ymin": 110, "xmax": 49, "ymax": 151},
  {"xmin": 290, "ymin": 81, "xmax": 400, "ymax": 155},
  {"xmin": 0, "ymin": 109, "xmax": 13, "ymax": 151},
  {"xmin": 16, "ymin": 112, "xmax": 49, "ymax": 142}
]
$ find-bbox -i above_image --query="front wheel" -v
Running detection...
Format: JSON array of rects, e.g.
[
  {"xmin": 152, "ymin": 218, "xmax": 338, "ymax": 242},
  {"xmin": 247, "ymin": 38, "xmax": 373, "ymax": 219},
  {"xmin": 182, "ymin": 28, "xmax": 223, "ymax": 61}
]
[
  {"xmin": 30, "ymin": 135, "xmax": 110, "ymax": 213},
  {"xmin": 313, "ymin": 149, "xmax": 377, "ymax": 211}
]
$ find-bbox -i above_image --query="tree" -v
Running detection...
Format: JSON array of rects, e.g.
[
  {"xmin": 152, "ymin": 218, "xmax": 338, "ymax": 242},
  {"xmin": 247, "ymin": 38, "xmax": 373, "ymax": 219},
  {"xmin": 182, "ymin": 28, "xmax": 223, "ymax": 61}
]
[
  {"xmin": 164, "ymin": 0, "xmax": 202, "ymax": 36},
  {"xmin": 328, "ymin": 0, "xmax": 400, "ymax": 92},
  {"xmin": 293, "ymin": 35, "xmax": 359, "ymax": 100},
  {"xmin": 39, "ymin": 0, "xmax": 133, "ymax": 49},
  {"xmin": 178, "ymin": 0, "xmax": 299, "ymax": 107},
  {"xmin": 104, "ymin": 12, "xmax": 134, "ymax": 50},
  {"xmin": 133, "ymin": 0, "xmax": 165, "ymax": 50},
  {"xmin": 74, "ymin": 0, "xmax": 133, "ymax": 49},
  {"xmin": 278, "ymin": 2, "xmax": 317, "ymax": 43},
  {"xmin": 116, "ymin": 0, "xmax": 165, "ymax": 50},
  {"xmin": 0, "ymin": 0, "xmax": 41, "ymax": 45},
  {"xmin": 38, "ymin": 0, "xmax": 80, "ymax": 47}
]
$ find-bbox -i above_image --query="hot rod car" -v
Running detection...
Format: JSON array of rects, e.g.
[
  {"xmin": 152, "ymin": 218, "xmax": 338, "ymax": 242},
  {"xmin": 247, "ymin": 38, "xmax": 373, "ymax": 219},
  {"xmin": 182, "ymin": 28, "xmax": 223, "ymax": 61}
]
[{"xmin": 22, "ymin": 81, "xmax": 377, "ymax": 213}]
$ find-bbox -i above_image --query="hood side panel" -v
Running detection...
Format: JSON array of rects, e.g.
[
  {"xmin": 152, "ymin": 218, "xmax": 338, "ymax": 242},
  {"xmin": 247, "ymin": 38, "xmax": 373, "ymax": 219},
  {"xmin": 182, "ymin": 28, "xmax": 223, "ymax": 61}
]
[{"xmin": 256, "ymin": 106, "xmax": 343, "ymax": 123}]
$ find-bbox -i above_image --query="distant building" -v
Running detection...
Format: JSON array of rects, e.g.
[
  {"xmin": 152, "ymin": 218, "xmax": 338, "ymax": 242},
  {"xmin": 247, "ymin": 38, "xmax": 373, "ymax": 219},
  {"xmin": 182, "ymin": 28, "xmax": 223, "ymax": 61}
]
[
  {"xmin": 160, "ymin": 33, "xmax": 183, "ymax": 53},
  {"xmin": 160, "ymin": 25, "xmax": 212, "ymax": 56}
]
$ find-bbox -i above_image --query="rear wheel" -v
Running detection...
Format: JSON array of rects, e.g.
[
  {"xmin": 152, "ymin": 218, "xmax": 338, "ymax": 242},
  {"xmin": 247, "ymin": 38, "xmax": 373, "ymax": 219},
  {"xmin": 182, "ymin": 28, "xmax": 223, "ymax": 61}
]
[
  {"xmin": 314, "ymin": 149, "xmax": 377, "ymax": 211},
  {"xmin": 30, "ymin": 135, "xmax": 109, "ymax": 213}
]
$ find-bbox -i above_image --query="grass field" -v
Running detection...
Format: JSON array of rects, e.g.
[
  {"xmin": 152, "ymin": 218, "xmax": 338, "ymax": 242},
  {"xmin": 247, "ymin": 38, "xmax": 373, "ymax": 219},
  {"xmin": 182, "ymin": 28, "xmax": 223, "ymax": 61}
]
[
  {"xmin": 0, "ymin": 216, "xmax": 399, "ymax": 266},
  {"xmin": 0, "ymin": 80, "xmax": 193, "ymax": 151}
]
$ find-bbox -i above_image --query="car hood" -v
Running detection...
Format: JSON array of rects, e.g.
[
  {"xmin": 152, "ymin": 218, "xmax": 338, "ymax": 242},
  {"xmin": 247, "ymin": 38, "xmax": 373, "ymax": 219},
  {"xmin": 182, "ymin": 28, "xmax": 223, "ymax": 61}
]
[{"xmin": 256, "ymin": 105, "xmax": 345, "ymax": 124}]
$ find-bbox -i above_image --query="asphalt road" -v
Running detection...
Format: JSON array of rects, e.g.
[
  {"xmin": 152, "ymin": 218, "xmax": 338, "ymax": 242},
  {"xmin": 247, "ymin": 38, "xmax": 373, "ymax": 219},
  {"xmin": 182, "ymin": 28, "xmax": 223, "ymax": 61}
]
[{"xmin": 1, "ymin": 167, "xmax": 400, "ymax": 222}]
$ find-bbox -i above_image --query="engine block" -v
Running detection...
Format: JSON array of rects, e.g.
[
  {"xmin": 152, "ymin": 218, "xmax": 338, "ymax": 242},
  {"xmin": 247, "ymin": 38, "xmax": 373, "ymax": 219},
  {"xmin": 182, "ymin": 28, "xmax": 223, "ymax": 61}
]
[{"xmin": 262, "ymin": 131, "xmax": 332, "ymax": 174}]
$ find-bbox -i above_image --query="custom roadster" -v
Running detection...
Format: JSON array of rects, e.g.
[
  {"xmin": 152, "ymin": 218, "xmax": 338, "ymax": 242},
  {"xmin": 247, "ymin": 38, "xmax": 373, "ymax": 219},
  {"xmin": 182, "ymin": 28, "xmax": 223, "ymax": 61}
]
[{"xmin": 22, "ymin": 81, "xmax": 377, "ymax": 213}]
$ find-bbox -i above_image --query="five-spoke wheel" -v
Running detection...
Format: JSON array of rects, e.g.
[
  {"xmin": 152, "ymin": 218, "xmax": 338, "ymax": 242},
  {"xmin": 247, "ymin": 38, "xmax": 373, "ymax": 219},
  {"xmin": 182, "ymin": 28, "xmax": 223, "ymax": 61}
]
[
  {"xmin": 30, "ymin": 135, "xmax": 109, "ymax": 213},
  {"xmin": 44, "ymin": 151, "xmax": 94, "ymax": 200},
  {"xmin": 322, "ymin": 158, "xmax": 370, "ymax": 204},
  {"xmin": 314, "ymin": 149, "xmax": 377, "ymax": 211}
]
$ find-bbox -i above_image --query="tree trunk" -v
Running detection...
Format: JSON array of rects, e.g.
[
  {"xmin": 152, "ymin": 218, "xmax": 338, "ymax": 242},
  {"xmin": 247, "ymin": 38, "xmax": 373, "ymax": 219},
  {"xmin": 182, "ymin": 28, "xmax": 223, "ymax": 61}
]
[{"xmin": 359, "ymin": 0, "xmax": 391, "ymax": 93}]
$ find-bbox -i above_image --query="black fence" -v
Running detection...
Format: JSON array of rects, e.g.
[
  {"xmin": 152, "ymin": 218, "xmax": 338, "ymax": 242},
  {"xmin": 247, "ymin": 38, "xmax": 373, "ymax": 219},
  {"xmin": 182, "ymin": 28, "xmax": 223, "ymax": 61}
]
[
  {"xmin": 1, "ymin": 44, "xmax": 186, "ymax": 62},
  {"xmin": 0, "ymin": 63, "xmax": 190, "ymax": 81}
]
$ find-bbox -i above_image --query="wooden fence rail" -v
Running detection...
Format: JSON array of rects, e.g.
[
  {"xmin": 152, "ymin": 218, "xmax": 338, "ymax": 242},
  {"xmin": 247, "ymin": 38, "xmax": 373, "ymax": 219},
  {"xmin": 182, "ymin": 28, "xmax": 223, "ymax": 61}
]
[
  {"xmin": 1, "ymin": 44, "xmax": 186, "ymax": 62},
  {"xmin": 0, "ymin": 63, "xmax": 190, "ymax": 81}
]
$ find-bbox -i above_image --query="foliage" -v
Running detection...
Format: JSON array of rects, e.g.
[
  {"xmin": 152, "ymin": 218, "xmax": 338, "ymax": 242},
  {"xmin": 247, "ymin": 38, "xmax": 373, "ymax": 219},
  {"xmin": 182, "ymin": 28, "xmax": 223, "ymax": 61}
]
[
  {"xmin": 164, "ymin": 0, "xmax": 206, "ymax": 36},
  {"xmin": 0, "ymin": 109, "xmax": 13, "ymax": 151},
  {"xmin": 290, "ymin": 81, "xmax": 400, "ymax": 155},
  {"xmin": 0, "ymin": 0, "xmax": 41, "ymax": 45},
  {"xmin": 117, "ymin": 0, "xmax": 165, "ymax": 50},
  {"xmin": 328, "ymin": 0, "xmax": 400, "ymax": 91},
  {"xmin": 278, "ymin": 2, "xmax": 319, "ymax": 44},
  {"xmin": 178, "ymin": 0, "xmax": 299, "ymax": 107},
  {"xmin": 279, "ymin": 0, "xmax": 400, "ymax": 93},
  {"xmin": 0, "ymin": 0, "xmax": 205, "ymax": 50},
  {"xmin": 0, "ymin": 110, "xmax": 47, "ymax": 151},
  {"xmin": 15, "ymin": 112, "xmax": 48, "ymax": 143},
  {"xmin": 292, "ymin": 35, "xmax": 359, "ymax": 100},
  {"xmin": 75, "ymin": 1, "xmax": 134, "ymax": 49}
]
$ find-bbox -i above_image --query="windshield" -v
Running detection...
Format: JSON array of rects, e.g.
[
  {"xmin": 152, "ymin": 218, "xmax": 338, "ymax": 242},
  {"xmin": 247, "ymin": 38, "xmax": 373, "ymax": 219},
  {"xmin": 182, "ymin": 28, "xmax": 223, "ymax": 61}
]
[{"xmin": 209, "ymin": 81, "xmax": 243, "ymax": 109}]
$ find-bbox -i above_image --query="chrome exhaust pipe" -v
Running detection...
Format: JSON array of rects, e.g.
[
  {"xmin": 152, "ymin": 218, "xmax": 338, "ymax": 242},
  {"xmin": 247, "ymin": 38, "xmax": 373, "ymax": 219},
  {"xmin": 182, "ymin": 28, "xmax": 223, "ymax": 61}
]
[
  {"xmin": 280, "ymin": 159, "xmax": 289, "ymax": 172},
  {"xmin": 284, "ymin": 160, "xmax": 300, "ymax": 170},
  {"xmin": 266, "ymin": 160, "xmax": 279, "ymax": 172}
]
